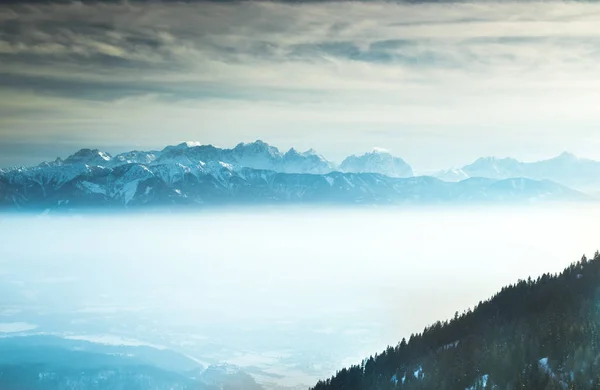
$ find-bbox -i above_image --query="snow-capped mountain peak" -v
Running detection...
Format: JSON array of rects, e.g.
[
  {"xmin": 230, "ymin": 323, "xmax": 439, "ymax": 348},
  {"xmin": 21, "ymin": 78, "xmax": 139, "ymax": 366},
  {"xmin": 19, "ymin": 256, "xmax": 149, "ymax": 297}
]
[
  {"xmin": 284, "ymin": 147, "xmax": 301, "ymax": 157},
  {"xmin": 340, "ymin": 150, "xmax": 413, "ymax": 178},
  {"xmin": 64, "ymin": 149, "xmax": 112, "ymax": 165},
  {"xmin": 284, "ymin": 147, "xmax": 326, "ymax": 160},
  {"xmin": 281, "ymin": 147, "xmax": 334, "ymax": 174},
  {"xmin": 161, "ymin": 142, "xmax": 203, "ymax": 153},
  {"xmin": 231, "ymin": 140, "xmax": 284, "ymax": 170},
  {"xmin": 113, "ymin": 150, "xmax": 158, "ymax": 165},
  {"xmin": 233, "ymin": 140, "xmax": 282, "ymax": 157},
  {"xmin": 302, "ymin": 148, "xmax": 319, "ymax": 157},
  {"xmin": 434, "ymin": 168, "xmax": 469, "ymax": 182}
]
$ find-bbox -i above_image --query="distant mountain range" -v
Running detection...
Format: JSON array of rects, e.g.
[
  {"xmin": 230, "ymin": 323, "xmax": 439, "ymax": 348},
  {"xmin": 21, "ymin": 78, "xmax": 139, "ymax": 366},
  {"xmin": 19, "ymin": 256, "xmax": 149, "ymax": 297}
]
[
  {"xmin": 0, "ymin": 141, "xmax": 592, "ymax": 210},
  {"xmin": 435, "ymin": 152, "xmax": 600, "ymax": 192}
]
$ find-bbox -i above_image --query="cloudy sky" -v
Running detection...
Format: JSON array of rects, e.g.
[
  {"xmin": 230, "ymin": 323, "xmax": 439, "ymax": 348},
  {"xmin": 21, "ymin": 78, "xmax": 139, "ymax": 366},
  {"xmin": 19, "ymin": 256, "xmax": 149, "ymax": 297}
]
[{"xmin": 1, "ymin": 0, "xmax": 600, "ymax": 171}]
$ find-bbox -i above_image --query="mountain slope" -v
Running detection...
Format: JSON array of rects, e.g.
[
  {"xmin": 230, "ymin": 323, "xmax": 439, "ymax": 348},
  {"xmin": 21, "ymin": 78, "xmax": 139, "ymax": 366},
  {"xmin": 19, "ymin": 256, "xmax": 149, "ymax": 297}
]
[
  {"xmin": 0, "ymin": 164, "xmax": 585, "ymax": 210},
  {"xmin": 312, "ymin": 252, "xmax": 600, "ymax": 390}
]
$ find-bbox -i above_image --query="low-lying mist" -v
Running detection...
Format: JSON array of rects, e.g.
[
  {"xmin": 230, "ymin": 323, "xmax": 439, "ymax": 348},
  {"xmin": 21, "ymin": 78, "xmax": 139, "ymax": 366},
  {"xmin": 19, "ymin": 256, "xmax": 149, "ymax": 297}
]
[{"xmin": 1, "ymin": 205, "xmax": 598, "ymax": 388}]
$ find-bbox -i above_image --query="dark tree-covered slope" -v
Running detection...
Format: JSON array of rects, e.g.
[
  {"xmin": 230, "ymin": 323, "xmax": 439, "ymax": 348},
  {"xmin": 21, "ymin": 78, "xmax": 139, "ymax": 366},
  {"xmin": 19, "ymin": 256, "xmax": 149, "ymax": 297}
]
[{"xmin": 312, "ymin": 252, "xmax": 600, "ymax": 390}]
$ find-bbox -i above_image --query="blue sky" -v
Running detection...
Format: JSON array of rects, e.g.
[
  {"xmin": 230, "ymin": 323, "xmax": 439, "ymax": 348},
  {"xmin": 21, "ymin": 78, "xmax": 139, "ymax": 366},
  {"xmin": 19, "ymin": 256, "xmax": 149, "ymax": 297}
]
[{"xmin": 1, "ymin": 0, "xmax": 600, "ymax": 172}]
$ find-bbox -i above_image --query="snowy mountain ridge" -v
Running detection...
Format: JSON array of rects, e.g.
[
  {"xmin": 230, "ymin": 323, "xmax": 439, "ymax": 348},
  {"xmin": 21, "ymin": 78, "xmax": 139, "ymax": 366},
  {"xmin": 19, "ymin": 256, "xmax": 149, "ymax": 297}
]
[
  {"xmin": 1, "ymin": 140, "xmax": 411, "ymax": 179},
  {"xmin": 0, "ymin": 141, "xmax": 594, "ymax": 210}
]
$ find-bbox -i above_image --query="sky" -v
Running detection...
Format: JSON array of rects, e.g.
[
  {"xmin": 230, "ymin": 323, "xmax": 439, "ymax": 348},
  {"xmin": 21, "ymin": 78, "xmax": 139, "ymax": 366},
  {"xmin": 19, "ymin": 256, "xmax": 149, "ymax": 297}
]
[{"xmin": 1, "ymin": 0, "xmax": 600, "ymax": 171}]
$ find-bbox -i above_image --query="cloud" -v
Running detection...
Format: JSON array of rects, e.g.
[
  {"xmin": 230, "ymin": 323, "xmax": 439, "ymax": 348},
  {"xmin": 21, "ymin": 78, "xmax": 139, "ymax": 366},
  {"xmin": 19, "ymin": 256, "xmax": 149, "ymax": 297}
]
[
  {"xmin": 372, "ymin": 147, "xmax": 390, "ymax": 153},
  {"xmin": 1, "ymin": 1, "xmax": 600, "ymax": 168},
  {"xmin": 2, "ymin": 1, "xmax": 599, "ymax": 96}
]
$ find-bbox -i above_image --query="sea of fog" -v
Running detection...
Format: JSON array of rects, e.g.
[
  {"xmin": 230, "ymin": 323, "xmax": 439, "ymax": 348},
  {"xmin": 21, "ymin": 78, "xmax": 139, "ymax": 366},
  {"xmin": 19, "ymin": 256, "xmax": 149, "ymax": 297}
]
[{"xmin": 1, "ymin": 206, "xmax": 599, "ymax": 389}]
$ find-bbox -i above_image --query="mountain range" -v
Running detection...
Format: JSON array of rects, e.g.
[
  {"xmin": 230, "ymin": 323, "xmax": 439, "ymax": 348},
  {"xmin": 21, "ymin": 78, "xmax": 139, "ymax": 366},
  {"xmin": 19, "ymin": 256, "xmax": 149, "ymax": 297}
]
[
  {"xmin": 435, "ymin": 152, "xmax": 600, "ymax": 192},
  {"xmin": 0, "ymin": 141, "xmax": 592, "ymax": 210}
]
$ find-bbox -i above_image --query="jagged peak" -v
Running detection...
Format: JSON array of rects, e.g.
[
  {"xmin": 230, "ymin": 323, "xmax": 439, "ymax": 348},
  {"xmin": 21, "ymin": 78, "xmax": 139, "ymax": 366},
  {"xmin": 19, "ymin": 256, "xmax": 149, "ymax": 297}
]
[
  {"xmin": 64, "ymin": 148, "xmax": 112, "ymax": 163},
  {"xmin": 67, "ymin": 148, "xmax": 98, "ymax": 157},
  {"xmin": 340, "ymin": 148, "xmax": 413, "ymax": 177},
  {"xmin": 234, "ymin": 139, "xmax": 271, "ymax": 149},
  {"xmin": 166, "ymin": 141, "xmax": 202, "ymax": 150},
  {"xmin": 345, "ymin": 149, "xmax": 402, "ymax": 161},
  {"xmin": 35, "ymin": 157, "xmax": 64, "ymax": 168},
  {"xmin": 233, "ymin": 140, "xmax": 282, "ymax": 157},
  {"xmin": 160, "ymin": 142, "xmax": 213, "ymax": 155},
  {"xmin": 285, "ymin": 147, "xmax": 300, "ymax": 156},
  {"xmin": 284, "ymin": 147, "xmax": 326, "ymax": 159},
  {"xmin": 302, "ymin": 148, "xmax": 324, "ymax": 158}
]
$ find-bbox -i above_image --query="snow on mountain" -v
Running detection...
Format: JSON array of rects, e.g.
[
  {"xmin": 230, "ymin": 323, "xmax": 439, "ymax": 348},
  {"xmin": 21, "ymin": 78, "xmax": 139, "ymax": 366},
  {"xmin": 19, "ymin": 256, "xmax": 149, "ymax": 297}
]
[
  {"xmin": 340, "ymin": 150, "xmax": 413, "ymax": 178},
  {"xmin": 150, "ymin": 163, "xmax": 193, "ymax": 185},
  {"xmin": 0, "ymin": 142, "xmax": 593, "ymax": 210},
  {"xmin": 230, "ymin": 140, "xmax": 283, "ymax": 170},
  {"xmin": 154, "ymin": 143, "xmax": 214, "ymax": 166},
  {"xmin": 0, "ymin": 164, "xmax": 585, "ymax": 210},
  {"xmin": 434, "ymin": 168, "xmax": 469, "ymax": 182},
  {"xmin": 282, "ymin": 148, "xmax": 335, "ymax": 174},
  {"xmin": 5, "ymin": 162, "xmax": 96, "ymax": 192},
  {"xmin": 150, "ymin": 140, "xmax": 336, "ymax": 175},
  {"xmin": 113, "ymin": 150, "xmax": 158, "ymax": 165},
  {"xmin": 111, "ymin": 164, "xmax": 155, "ymax": 204},
  {"xmin": 202, "ymin": 161, "xmax": 237, "ymax": 185},
  {"xmin": 64, "ymin": 148, "xmax": 112, "ymax": 166}
]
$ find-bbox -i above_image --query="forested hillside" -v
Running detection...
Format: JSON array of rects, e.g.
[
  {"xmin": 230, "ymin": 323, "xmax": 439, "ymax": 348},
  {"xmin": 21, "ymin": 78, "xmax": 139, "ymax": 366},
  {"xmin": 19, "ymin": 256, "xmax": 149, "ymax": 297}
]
[{"xmin": 313, "ymin": 252, "xmax": 600, "ymax": 390}]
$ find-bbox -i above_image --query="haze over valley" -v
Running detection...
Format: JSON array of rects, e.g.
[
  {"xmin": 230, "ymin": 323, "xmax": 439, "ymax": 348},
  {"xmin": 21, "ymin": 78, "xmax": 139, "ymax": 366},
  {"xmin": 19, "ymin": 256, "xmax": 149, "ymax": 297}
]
[{"xmin": 1, "ymin": 207, "xmax": 599, "ymax": 389}]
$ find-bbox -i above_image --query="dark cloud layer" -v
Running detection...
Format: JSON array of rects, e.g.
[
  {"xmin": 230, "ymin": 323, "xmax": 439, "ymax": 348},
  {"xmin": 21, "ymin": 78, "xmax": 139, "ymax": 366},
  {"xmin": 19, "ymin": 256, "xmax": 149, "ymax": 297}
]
[{"xmin": 2, "ymin": 0, "xmax": 599, "ymax": 101}]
